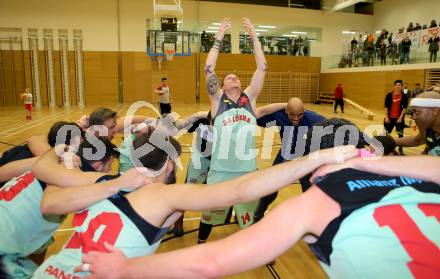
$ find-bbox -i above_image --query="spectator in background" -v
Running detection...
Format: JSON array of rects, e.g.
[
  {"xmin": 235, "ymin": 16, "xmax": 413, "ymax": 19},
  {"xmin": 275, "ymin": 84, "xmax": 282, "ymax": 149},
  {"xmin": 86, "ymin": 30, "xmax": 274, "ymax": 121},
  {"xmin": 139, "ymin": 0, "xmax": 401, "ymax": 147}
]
[
  {"xmin": 429, "ymin": 19, "xmax": 438, "ymax": 28},
  {"xmin": 270, "ymin": 37, "xmax": 277, "ymax": 55},
  {"xmin": 384, "ymin": 80, "xmax": 408, "ymax": 155},
  {"xmin": 334, "ymin": 84, "xmax": 344, "ymax": 113},
  {"xmin": 350, "ymin": 37, "xmax": 358, "ymax": 52},
  {"xmin": 428, "ymin": 34, "xmax": 439, "ymax": 63},
  {"xmin": 414, "ymin": 23, "xmax": 422, "ymax": 31},
  {"xmin": 201, "ymin": 30, "xmax": 209, "ymax": 53},
  {"xmin": 374, "ymin": 35, "xmax": 382, "ymax": 61},
  {"xmin": 422, "ymin": 24, "xmax": 428, "ymax": 30},
  {"xmin": 388, "ymin": 41, "xmax": 399, "ymax": 65},
  {"xmin": 403, "ymin": 82, "xmax": 412, "ymax": 98},
  {"xmin": 366, "ymin": 35, "xmax": 375, "ymax": 66},
  {"xmin": 303, "ymin": 37, "xmax": 310, "ymax": 57},
  {"xmin": 407, "ymin": 22, "xmax": 414, "ymax": 32},
  {"xmin": 387, "ymin": 32, "xmax": 393, "ymax": 45},
  {"xmin": 413, "ymin": 83, "xmax": 423, "ymax": 98},
  {"xmin": 379, "ymin": 39, "xmax": 387, "ymax": 66},
  {"xmin": 400, "ymin": 36, "xmax": 411, "ymax": 64}
]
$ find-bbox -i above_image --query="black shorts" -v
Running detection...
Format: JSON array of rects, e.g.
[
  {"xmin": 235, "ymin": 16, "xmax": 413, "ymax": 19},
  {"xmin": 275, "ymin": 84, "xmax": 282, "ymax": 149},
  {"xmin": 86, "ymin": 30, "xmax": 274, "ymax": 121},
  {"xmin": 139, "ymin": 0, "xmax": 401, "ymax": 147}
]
[{"xmin": 159, "ymin": 103, "xmax": 172, "ymax": 115}]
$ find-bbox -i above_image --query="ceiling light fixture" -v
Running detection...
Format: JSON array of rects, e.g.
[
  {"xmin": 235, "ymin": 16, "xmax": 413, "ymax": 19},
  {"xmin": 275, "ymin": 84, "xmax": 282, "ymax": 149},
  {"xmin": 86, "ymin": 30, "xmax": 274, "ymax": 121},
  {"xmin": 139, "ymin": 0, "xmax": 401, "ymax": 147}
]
[{"xmin": 258, "ymin": 25, "xmax": 276, "ymax": 29}]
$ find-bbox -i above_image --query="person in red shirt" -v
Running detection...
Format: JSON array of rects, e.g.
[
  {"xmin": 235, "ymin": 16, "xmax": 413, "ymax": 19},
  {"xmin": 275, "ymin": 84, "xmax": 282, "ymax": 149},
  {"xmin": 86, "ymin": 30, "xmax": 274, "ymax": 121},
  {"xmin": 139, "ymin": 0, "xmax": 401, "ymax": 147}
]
[
  {"xmin": 334, "ymin": 84, "xmax": 344, "ymax": 113},
  {"xmin": 384, "ymin": 80, "xmax": 408, "ymax": 154}
]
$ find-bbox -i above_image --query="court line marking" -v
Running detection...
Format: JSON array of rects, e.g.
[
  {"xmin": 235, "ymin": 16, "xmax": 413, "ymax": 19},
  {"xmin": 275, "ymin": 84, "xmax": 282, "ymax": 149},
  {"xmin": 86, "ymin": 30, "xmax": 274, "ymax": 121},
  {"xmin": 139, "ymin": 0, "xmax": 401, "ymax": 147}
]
[
  {"xmin": 0, "ymin": 108, "xmax": 80, "ymax": 139},
  {"xmin": 0, "ymin": 109, "xmax": 69, "ymax": 135}
]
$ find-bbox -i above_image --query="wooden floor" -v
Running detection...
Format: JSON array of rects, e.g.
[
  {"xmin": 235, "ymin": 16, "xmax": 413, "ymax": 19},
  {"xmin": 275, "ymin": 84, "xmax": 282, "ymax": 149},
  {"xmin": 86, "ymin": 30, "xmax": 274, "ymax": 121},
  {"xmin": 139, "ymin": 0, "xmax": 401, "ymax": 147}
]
[{"xmin": 0, "ymin": 102, "xmax": 423, "ymax": 278}]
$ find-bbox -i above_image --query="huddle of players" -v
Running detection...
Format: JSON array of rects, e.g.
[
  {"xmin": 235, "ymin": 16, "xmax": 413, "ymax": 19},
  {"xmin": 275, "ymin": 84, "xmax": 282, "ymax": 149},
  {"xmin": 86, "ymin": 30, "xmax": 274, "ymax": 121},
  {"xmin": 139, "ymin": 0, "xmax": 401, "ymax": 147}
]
[
  {"xmin": 0, "ymin": 102, "xmax": 439, "ymax": 279},
  {"xmin": 0, "ymin": 17, "xmax": 439, "ymax": 279}
]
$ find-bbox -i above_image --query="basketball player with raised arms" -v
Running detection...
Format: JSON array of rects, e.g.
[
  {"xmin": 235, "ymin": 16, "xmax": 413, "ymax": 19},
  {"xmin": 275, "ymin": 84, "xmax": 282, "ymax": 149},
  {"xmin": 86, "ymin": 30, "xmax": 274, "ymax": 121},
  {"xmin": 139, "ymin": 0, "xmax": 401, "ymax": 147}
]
[{"xmin": 198, "ymin": 17, "xmax": 268, "ymax": 243}]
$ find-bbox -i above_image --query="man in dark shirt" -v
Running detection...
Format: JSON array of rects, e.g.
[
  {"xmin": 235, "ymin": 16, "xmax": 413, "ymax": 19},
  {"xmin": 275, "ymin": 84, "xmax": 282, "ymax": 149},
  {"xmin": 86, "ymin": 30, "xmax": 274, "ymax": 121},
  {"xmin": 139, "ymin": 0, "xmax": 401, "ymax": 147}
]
[
  {"xmin": 400, "ymin": 37, "xmax": 412, "ymax": 64},
  {"xmin": 384, "ymin": 80, "xmax": 408, "ymax": 155},
  {"xmin": 255, "ymin": 97, "xmax": 325, "ymax": 221}
]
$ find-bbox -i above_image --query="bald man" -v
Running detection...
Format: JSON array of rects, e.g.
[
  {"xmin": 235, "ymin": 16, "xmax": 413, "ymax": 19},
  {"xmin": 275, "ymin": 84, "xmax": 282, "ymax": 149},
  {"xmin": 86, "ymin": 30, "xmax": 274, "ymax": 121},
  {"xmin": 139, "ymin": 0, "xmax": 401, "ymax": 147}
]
[
  {"xmin": 255, "ymin": 97, "xmax": 325, "ymax": 221},
  {"xmin": 395, "ymin": 91, "xmax": 440, "ymax": 156}
]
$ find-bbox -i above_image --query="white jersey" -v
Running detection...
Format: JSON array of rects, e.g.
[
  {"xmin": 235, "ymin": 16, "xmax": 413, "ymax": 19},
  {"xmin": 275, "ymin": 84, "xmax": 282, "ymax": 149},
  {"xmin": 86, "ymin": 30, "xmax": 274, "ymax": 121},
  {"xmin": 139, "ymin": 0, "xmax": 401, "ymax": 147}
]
[
  {"xmin": 158, "ymin": 86, "xmax": 170, "ymax": 104},
  {"xmin": 23, "ymin": 93, "xmax": 32, "ymax": 104}
]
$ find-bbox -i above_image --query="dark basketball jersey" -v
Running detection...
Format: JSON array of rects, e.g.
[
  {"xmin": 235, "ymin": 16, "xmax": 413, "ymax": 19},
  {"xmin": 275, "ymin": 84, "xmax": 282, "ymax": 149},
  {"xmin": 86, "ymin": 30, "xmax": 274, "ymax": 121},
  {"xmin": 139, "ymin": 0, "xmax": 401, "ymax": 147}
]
[
  {"xmin": 426, "ymin": 128, "xmax": 440, "ymax": 156},
  {"xmin": 310, "ymin": 168, "xmax": 440, "ymax": 278}
]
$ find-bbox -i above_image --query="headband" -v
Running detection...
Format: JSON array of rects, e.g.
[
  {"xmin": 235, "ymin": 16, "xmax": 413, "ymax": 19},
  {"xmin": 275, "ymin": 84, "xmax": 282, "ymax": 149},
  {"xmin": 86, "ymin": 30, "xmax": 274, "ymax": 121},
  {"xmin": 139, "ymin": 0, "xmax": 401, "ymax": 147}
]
[{"xmin": 410, "ymin": 98, "xmax": 440, "ymax": 108}]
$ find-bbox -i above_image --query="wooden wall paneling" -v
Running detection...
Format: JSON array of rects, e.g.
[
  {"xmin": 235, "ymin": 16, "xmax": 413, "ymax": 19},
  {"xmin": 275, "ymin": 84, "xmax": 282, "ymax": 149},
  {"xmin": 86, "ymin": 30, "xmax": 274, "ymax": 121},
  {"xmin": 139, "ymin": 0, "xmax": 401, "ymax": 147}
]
[
  {"xmin": 198, "ymin": 53, "xmax": 321, "ymax": 104},
  {"xmin": 83, "ymin": 51, "xmax": 119, "ymax": 105},
  {"xmin": 13, "ymin": 50, "xmax": 26, "ymax": 105},
  {"xmin": 319, "ymin": 69, "xmax": 426, "ymax": 110},
  {"xmin": 1, "ymin": 49, "xmax": 17, "ymax": 106},
  {"xmin": 151, "ymin": 55, "xmax": 197, "ymax": 104},
  {"xmin": 0, "ymin": 51, "xmax": 4, "ymax": 106},
  {"xmin": 198, "ymin": 53, "xmax": 321, "ymax": 73},
  {"xmin": 121, "ymin": 52, "xmax": 152, "ymax": 104}
]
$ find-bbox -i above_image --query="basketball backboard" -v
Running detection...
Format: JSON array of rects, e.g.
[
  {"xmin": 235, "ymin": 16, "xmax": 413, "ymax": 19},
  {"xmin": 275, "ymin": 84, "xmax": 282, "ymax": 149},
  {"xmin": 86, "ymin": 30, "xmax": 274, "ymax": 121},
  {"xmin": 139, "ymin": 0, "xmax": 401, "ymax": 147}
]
[{"xmin": 147, "ymin": 30, "xmax": 191, "ymax": 59}]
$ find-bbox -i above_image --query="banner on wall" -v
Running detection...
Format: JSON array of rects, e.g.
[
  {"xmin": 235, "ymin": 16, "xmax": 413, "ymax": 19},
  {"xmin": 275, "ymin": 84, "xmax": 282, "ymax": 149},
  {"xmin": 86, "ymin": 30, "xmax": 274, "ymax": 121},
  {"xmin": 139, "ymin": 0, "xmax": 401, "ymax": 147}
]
[
  {"xmin": 419, "ymin": 27, "xmax": 440, "ymax": 51},
  {"xmin": 394, "ymin": 30, "xmax": 420, "ymax": 46}
]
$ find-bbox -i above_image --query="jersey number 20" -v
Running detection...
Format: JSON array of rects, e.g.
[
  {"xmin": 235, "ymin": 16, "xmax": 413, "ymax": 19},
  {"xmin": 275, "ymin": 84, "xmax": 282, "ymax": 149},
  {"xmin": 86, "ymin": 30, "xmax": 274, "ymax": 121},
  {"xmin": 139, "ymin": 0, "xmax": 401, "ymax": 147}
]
[{"xmin": 65, "ymin": 210, "xmax": 123, "ymax": 253}]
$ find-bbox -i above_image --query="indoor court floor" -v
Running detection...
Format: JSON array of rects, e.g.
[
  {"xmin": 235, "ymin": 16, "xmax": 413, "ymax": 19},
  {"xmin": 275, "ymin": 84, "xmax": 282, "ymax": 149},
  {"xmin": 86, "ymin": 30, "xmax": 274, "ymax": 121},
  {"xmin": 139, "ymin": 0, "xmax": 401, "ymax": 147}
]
[{"xmin": 0, "ymin": 102, "xmax": 423, "ymax": 278}]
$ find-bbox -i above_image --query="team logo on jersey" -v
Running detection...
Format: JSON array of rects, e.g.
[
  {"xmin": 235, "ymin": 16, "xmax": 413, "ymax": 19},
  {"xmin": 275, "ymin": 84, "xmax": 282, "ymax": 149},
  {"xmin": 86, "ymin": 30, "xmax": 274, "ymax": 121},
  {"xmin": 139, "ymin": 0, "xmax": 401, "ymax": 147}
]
[{"xmin": 238, "ymin": 95, "xmax": 249, "ymax": 107}]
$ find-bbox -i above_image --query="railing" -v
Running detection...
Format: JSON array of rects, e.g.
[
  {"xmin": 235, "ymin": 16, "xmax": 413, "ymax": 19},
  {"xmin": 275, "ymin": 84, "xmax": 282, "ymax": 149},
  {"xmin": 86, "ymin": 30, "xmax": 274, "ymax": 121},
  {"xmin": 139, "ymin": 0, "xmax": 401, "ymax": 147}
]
[
  {"xmin": 323, "ymin": 27, "xmax": 440, "ymax": 70},
  {"xmin": 322, "ymin": 48, "xmax": 439, "ymax": 70}
]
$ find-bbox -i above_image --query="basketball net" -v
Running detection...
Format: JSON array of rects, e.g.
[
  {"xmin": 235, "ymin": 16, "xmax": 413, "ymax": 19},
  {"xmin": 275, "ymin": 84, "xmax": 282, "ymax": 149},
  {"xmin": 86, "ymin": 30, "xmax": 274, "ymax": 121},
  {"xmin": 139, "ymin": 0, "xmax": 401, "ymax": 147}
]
[
  {"xmin": 157, "ymin": 55, "xmax": 163, "ymax": 71},
  {"xmin": 165, "ymin": 50, "xmax": 175, "ymax": 61}
]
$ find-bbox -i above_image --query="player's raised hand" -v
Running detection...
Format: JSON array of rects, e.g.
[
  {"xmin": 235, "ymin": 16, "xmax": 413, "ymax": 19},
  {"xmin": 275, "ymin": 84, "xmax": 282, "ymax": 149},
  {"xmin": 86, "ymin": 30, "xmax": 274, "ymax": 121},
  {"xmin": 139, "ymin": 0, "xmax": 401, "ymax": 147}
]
[
  {"xmin": 216, "ymin": 18, "xmax": 231, "ymax": 40},
  {"xmin": 242, "ymin": 18, "xmax": 257, "ymax": 41}
]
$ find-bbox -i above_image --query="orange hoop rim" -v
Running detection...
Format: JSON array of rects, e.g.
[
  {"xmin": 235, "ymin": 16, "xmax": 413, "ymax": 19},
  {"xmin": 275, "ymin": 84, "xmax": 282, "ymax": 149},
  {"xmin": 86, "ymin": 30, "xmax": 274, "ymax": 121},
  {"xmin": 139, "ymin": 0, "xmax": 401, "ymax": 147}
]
[{"xmin": 164, "ymin": 50, "xmax": 176, "ymax": 61}]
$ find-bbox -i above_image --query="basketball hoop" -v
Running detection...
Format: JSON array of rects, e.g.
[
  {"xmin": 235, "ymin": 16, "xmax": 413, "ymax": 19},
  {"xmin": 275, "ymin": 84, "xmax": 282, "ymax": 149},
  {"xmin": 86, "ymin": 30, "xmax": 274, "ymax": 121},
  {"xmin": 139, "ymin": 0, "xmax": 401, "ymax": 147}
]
[
  {"xmin": 165, "ymin": 49, "xmax": 175, "ymax": 61},
  {"xmin": 157, "ymin": 55, "xmax": 164, "ymax": 70}
]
